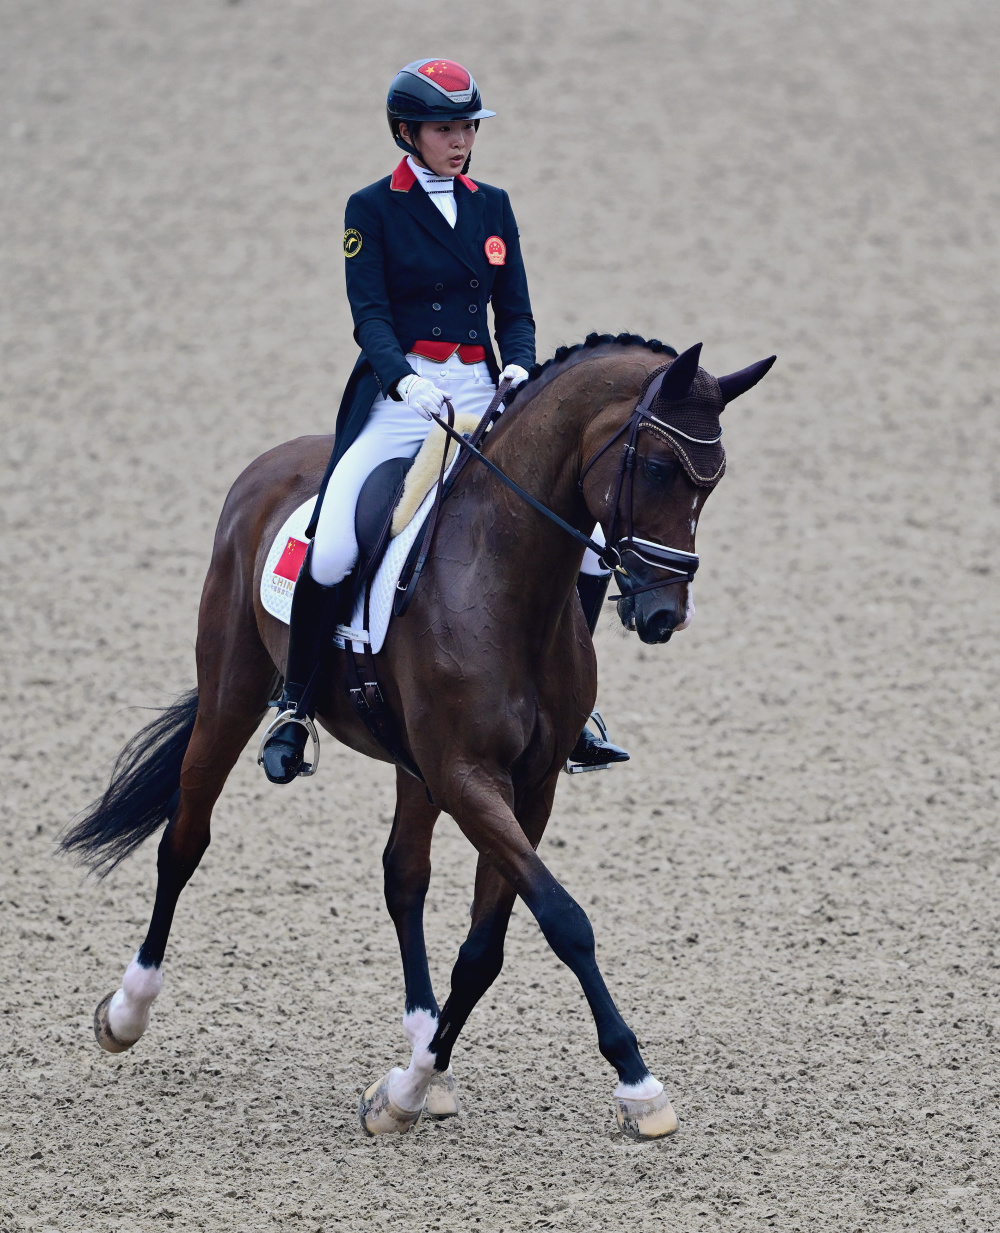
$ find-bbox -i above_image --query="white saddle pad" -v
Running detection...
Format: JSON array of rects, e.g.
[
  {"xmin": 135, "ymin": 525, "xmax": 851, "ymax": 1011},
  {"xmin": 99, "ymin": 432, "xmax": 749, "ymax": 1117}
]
[{"xmin": 260, "ymin": 483, "xmax": 442, "ymax": 655}]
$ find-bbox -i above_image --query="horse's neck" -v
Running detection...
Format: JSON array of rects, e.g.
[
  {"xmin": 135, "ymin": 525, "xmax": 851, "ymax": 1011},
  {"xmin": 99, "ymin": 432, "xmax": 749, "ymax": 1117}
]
[
  {"xmin": 469, "ymin": 381, "xmax": 598, "ymax": 611},
  {"xmin": 489, "ymin": 395, "xmax": 591, "ymax": 526}
]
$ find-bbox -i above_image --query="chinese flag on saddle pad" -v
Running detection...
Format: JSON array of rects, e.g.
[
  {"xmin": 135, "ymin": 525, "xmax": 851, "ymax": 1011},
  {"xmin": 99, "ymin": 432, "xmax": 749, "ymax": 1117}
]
[{"xmin": 273, "ymin": 536, "xmax": 308, "ymax": 582}]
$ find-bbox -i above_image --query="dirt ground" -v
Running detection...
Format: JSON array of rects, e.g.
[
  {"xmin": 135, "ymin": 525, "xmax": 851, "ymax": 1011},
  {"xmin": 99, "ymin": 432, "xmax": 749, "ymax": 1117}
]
[{"xmin": 2, "ymin": 1, "xmax": 999, "ymax": 1229}]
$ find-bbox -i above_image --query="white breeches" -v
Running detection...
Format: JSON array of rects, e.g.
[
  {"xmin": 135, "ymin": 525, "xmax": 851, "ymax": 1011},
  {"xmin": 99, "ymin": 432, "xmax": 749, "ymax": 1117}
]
[{"xmin": 310, "ymin": 354, "xmax": 497, "ymax": 586}]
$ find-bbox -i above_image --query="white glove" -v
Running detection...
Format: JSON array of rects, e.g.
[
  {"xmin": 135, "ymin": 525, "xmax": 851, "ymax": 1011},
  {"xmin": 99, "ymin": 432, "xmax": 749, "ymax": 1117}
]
[
  {"xmin": 499, "ymin": 363, "xmax": 530, "ymax": 389},
  {"xmin": 397, "ymin": 374, "xmax": 446, "ymax": 420}
]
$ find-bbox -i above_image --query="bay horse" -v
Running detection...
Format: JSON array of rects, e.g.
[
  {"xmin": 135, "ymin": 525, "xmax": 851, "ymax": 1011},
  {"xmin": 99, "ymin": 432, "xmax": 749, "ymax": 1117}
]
[{"xmin": 63, "ymin": 333, "xmax": 774, "ymax": 1140}]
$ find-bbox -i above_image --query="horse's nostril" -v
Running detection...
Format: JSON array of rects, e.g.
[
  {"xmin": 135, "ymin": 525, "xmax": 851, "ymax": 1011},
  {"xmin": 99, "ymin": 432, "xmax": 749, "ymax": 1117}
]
[
  {"xmin": 637, "ymin": 608, "xmax": 677, "ymax": 644},
  {"xmin": 617, "ymin": 596, "xmax": 636, "ymax": 631}
]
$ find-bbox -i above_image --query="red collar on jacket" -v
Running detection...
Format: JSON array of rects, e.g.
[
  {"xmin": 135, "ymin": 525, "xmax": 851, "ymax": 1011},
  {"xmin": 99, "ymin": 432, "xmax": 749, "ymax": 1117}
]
[{"xmin": 390, "ymin": 157, "xmax": 478, "ymax": 194}]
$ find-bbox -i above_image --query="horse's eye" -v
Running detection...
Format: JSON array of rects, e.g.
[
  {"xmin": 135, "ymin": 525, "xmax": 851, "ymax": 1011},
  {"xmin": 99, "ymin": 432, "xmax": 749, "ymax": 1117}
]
[{"xmin": 642, "ymin": 458, "xmax": 675, "ymax": 484}]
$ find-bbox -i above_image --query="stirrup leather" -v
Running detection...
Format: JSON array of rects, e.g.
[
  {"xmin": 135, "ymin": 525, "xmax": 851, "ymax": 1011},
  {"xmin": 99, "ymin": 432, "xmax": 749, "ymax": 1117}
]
[
  {"xmin": 565, "ymin": 710, "xmax": 611, "ymax": 775},
  {"xmin": 257, "ymin": 707, "xmax": 321, "ymax": 777}
]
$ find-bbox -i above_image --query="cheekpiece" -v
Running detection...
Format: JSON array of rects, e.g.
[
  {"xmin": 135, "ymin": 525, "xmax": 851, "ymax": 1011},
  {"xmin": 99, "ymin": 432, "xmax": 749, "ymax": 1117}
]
[{"xmin": 644, "ymin": 368, "xmax": 726, "ymax": 487}]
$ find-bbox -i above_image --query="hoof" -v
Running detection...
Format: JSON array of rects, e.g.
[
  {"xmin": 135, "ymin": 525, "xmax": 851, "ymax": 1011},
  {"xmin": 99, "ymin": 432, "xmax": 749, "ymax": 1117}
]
[
  {"xmin": 615, "ymin": 1089, "xmax": 679, "ymax": 1141},
  {"xmin": 358, "ymin": 1069, "xmax": 423, "ymax": 1136},
  {"xmin": 93, "ymin": 992, "xmax": 138, "ymax": 1054},
  {"xmin": 425, "ymin": 1067, "xmax": 461, "ymax": 1119}
]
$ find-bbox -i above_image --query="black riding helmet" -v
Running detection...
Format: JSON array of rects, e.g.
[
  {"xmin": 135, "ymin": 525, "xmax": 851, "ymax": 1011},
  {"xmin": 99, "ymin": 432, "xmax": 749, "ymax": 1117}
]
[{"xmin": 387, "ymin": 59, "xmax": 495, "ymax": 169}]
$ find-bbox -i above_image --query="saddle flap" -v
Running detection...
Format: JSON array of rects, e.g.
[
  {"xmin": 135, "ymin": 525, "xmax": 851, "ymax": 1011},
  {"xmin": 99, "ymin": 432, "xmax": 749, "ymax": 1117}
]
[
  {"xmin": 352, "ymin": 456, "xmax": 414, "ymax": 606},
  {"xmin": 355, "ymin": 457, "xmax": 413, "ymax": 559}
]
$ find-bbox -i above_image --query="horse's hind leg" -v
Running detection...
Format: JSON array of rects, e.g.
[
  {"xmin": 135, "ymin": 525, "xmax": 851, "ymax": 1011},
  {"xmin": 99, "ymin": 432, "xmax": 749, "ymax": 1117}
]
[
  {"xmin": 95, "ymin": 572, "xmax": 275, "ymax": 1052},
  {"xmin": 360, "ymin": 770, "xmax": 458, "ymax": 1134},
  {"xmin": 94, "ymin": 706, "xmax": 268, "ymax": 1052},
  {"xmin": 425, "ymin": 852, "xmax": 517, "ymax": 1067}
]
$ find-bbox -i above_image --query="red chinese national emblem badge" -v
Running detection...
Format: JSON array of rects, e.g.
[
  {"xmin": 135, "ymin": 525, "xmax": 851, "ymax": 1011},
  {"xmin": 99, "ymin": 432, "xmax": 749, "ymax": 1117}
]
[
  {"xmin": 485, "ymin": 235, "xmax": 506, "ymax": 266},
  {"xmin": 417, "ymin": 60, "xmax": 471, "ymax": 94}
]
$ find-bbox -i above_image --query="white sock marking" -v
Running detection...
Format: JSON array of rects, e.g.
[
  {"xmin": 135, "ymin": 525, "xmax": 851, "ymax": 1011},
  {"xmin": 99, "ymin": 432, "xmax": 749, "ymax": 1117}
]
[
  {"xmin": 615, "ymin": 1075, "xmax": 664, "ymax": 1101},
  {"xmin": 107, "ymin": 953, "xmax": 163, "ymax": 1043},
  {"xmin": 389, "ymin": 1008, "xmax": 440, "ymax": 1112}
]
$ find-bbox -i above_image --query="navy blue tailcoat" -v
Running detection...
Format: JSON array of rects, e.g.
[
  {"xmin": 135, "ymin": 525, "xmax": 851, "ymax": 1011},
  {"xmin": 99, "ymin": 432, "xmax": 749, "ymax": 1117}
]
[{"xmin": 306, "ymin": 159, "xmax": 535, "ymax": 534}]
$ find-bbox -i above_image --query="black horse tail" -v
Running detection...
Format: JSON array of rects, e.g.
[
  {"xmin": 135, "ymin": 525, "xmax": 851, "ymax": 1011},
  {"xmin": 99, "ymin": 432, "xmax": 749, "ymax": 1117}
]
[{"xmin": 61, "ymin": 688, "xmax": 199, "ymax": 877}]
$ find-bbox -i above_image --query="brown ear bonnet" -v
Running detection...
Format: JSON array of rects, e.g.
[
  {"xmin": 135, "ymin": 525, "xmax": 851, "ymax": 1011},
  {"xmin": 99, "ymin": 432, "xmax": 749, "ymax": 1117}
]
[
  {"xmin": 644, "ymin": 367, "xmax": 727, "ymax": 487},
  {"xmin": 639, "ymin": 346, "xmax": 777, "ymax": 487}
]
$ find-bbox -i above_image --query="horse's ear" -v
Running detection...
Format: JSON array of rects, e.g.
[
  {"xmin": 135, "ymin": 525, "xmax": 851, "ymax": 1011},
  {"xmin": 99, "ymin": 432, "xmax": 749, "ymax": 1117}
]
[
  {"xmin": 717, "ymin": 355, "xmax": 776, "ymax": 405},
  {"xmin": 659, "ymin": 342, "xmax": 702, "ymax": 401}
]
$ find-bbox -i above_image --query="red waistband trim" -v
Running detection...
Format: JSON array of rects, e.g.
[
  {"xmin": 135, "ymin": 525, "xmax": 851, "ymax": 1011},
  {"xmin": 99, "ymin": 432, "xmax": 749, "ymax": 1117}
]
[{"xmin": 411, "ymin": 340, "xmax": 487, "ymax": 364}]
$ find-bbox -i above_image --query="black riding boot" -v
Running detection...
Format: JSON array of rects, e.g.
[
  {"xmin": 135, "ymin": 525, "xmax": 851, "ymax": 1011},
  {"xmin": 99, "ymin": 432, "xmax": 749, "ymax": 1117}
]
[
  {"xmin": 568, "ymin": 571, "xmax": 630, "ymax": 771},
  {"xmin": 259, "ymin": 545, "xmax": 339, "ymax": 785}
]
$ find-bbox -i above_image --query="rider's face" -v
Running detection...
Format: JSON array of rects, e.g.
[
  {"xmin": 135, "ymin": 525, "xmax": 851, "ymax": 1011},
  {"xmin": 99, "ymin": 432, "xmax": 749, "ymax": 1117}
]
[{"xmin": 401, "ymin": 120, "xmax": 477, "ymax": 176}]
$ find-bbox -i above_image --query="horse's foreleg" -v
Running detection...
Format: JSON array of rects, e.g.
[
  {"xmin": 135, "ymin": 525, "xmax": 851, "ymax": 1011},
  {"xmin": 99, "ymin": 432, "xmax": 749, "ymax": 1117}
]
[
  {"xmin": 423, "ymin": 779, "xmax": 559, "ymax": 1077},
  {"xmin": 360, "ymin": 771, "xmax": 457, "ymax": 1135},
  {"xmin": 437, "ymin": 768, "xmax": 677, "ymax": 1141}
]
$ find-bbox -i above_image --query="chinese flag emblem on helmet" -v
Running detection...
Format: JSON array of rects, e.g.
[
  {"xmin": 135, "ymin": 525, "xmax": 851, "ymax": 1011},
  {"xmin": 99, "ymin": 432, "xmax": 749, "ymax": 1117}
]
[
  {"xmin": 386, "ymin": 60, "xmax": 495, "ymax": 136},
  {"xmin": 417, "ymin": 60, "xmax": 472, "ymax": 94}
]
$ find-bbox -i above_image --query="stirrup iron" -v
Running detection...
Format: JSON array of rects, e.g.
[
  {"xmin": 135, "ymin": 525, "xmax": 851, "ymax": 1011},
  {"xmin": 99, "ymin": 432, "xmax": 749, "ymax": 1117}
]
[
  {"xmin": 565, "ymin": 710, "xmax": 611, "ymax": 775},
  {"xmin": 257, "ymin": 708, "xmax": 320, "ymax": 777}
]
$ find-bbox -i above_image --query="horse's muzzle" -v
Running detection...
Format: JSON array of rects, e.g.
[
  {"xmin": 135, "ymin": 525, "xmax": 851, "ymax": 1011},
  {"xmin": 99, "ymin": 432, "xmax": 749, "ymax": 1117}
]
[
  {"xmin": 612, "ymin": 540, "xmax": 697, "ymax": 644},
  {"xmin": 615, "ymin": 587, "xmax": 688, "ymax": 644}
]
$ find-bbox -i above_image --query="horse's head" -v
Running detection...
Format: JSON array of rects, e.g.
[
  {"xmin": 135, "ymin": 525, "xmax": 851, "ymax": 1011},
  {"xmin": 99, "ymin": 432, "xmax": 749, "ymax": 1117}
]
[{"xmin": 581, "ymin": 343, "xmax": 775, "ymax": 644}]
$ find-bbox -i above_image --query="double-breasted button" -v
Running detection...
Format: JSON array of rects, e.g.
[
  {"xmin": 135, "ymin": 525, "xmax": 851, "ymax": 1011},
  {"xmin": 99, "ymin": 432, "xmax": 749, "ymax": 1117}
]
[
  {"xmin": 470, "ymin": 279, "xmax": 479, "ymax": 288},
  {"xmin": 435, "ymin": 283, "xmax": 444, "ymax": 291},
  {"xmin": 469, "ymin": 330, "xmax": 478, "ymax": 339},
  {"xmin": 432, "ymin": 327, "xmax": 442, "ymax": 336},
  {"xmin": 468, "ymin": 304, "xmax": 478, "ymax": 313},
  {"xmin": 432, "ymin": 302, "xmax": 442, "ymax": 311}
]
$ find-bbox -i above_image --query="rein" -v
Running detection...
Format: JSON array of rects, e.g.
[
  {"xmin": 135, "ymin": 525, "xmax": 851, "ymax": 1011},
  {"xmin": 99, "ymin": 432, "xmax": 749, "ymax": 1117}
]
[
  {"xmin": 394, "ymin": 377, "xmax": 513, "ymax": 618},
  {"xmin": 428, "ymin": 405, "xmax": 624, "ymax": 572},
  {"xmin": 426, "ymin": 366, "xmax": 700, "ymax": 598}
]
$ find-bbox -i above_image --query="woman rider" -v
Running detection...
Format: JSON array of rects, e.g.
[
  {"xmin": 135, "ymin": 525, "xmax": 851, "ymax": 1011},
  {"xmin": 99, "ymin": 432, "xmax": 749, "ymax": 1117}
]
[{"xmin": 260, "ymin": 59, "xmax": 628, "ymax": 784}]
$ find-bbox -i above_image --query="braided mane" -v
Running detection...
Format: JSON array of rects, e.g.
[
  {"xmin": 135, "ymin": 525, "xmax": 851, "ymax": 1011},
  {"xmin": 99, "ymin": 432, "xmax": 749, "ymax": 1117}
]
[{"xmin": 527, "ymin": 332, "xmax": 677, "ymax": 383}]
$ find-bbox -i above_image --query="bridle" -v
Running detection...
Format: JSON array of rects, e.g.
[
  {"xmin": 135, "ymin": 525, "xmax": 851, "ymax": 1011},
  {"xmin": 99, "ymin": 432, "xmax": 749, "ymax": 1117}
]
[
  {"xmin": 578, "ymin": 367, "xmax": 701, "ymax": 599},
  {"xmin": 426, "ymin": 366, "xmax": 703, "ymax": 604}
]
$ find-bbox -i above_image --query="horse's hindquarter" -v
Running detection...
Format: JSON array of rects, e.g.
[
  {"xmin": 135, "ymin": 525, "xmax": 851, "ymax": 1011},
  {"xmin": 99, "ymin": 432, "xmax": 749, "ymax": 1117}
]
[{"xmin": 203, "ymin": 434, "xmax": 333, "ymax": 666}]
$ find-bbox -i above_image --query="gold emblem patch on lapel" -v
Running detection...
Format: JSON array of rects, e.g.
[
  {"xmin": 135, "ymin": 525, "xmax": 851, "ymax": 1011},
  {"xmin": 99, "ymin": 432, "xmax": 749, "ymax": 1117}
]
[{"xmin": 343, "ymin": 228, "xmax": 363, "ymax": 258}]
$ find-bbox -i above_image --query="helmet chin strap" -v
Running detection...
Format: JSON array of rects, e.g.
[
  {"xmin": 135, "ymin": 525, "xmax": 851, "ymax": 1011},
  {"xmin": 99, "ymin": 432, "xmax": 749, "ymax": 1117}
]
[
  {"xmin": 393, "ymin": 122, "xmax": 475, "ymax": 175},
  {"xmin": 393, "ymin": 121, "xmax": 422, "ymax": 162}
]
